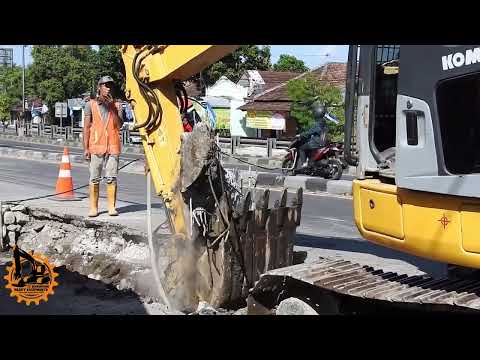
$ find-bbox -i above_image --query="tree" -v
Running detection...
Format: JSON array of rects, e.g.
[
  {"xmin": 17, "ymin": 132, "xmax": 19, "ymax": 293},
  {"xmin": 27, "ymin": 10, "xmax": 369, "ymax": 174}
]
[
  {"xmin": 287, "ymin": 73, "xmax": 345, "ymax": 141},
  {"xmin": 194, "ymin": 45, "xmax": 272, "ymax": 88},
  {"xmin": 0, "ymin": 93, "xmax": 11, "ymax": 123},
  {"xmin": 0, "ymin": 65, "xmax": 23, "ymax": 122},
  {"xmin": 273, "ymin": 54, "xmax": 309, "ymax": 73},
  {"xmin": 28, "ymin": 45, "xmax": 98, "ymax": 107}
]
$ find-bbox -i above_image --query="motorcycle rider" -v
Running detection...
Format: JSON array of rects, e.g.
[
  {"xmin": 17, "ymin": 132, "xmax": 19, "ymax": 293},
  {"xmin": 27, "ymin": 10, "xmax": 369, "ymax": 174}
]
[{"xmin": 295, "ymin": 101, "xmax": 328, "ymax": 171}]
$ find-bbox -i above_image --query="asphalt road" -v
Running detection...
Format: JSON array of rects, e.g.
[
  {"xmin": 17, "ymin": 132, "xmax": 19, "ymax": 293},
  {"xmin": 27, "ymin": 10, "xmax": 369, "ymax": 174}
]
[
  {"xmin": 0, "ymin": 156, "xmax": 446, "ymax": 279},
  {"xmin": 0, "ymin": 155, "xmax": 448, "ymax": 314},
  {"xmin": 0, "ymin": 137, "xmax": 355, "ymax": 180}
]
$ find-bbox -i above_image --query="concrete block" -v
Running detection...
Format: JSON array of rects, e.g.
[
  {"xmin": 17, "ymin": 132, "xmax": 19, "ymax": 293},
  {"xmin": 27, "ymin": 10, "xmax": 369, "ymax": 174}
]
[
  {"xmin": 32, "ymin": 151, "xmax": 44, "ymax": 161},
  {"xmin": 14, "ymin": 212, "xmax": 30, "ymax": 225},
  {"xmin": 7, "ymin": 224, "xmax": 21, "ymax": 232},
  {"xmin": 255, "ymin": 173, "xmax": 279, "ymax": 187},
  {"xmin": 284, "ymin": 176, "xmax": 308, "ymax": 190},
  {"xmin": 11, "ymin": 204, "xmax": 26, "ymax": 212},
  {"xmin": 326, "ymin": 180, "xmax": 353, "ymax": 195},
  {"xmin": 276, "ymin": 297, "xmax": 317, "ymax": 315},
  {"xmin": 305, "ymin": 178, "xmax": 328, "ymax": 192},
  {"xmin": 3, "ymin": 211, "xmax": 15, "ymax": 225},
  {"xmin": 257, "ymin": 158, "xmax": 270, "ymax": 166},
  {"xmin": 8, "ymin": 231, "xmax": 16, "ymax": 246},
  {"xmin": 16, "ymin": 150, "xmax": 28, "ymax": 159}
]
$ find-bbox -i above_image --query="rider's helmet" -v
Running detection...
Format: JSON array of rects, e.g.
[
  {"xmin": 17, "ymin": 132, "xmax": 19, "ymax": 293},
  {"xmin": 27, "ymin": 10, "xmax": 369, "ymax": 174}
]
[{"xmin": 311, "ymin": 101, "xmax": 326, "ymax": 120}]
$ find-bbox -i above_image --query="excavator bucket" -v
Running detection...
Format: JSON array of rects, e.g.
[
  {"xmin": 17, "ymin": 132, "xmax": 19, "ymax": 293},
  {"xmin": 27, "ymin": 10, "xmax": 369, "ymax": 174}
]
[{"xmin": 160, "ymin": 122, "xmax": 303, "ymax": 311}]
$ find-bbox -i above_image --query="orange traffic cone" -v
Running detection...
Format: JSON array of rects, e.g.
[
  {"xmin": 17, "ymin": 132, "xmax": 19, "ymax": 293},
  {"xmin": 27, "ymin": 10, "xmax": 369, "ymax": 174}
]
[{"xmin": 55, "ymin": 147, "xmax": 76, "ymax": 199}]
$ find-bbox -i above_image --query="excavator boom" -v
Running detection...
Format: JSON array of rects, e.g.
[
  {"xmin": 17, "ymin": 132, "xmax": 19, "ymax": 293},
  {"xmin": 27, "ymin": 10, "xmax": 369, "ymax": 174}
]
[{"xmin": 120, "ymin": 45, "xmax": 302, "ymax": 311}]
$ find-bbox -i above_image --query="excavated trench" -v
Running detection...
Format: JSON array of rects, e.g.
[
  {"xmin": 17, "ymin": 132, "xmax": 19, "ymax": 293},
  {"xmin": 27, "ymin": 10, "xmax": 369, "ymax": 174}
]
[
  {"xmin": 0, "ymin": 204, "xmax": 257, "ymax": 314},
  {"xmin": 0, "ymin": 204, "xmax": 191, "ymax": 313}
]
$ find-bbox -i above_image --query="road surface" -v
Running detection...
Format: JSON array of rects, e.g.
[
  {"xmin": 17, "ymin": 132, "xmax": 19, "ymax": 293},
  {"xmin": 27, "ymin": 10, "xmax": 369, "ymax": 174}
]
[
  {"xmin": 0, "ymin": 157, "xmax": 447, "ymax": 314},
  {"xmin": 0, "ymin": 137, "xmax": 355, "ymax": 180}
]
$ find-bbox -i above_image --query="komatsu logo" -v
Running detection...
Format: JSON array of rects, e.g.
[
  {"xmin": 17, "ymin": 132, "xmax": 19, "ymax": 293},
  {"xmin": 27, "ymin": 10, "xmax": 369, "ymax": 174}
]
[{"xmin": 442, "ymin": 48, "xmax": 480, "ymax": 70}]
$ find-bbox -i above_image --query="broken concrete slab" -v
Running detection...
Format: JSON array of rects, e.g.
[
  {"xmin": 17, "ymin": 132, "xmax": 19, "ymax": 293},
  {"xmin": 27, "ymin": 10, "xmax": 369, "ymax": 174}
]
[
  {"xmin": 276, "ymin": 297, "xmax": 318, "ymax": 315},
  {"xmin": 14, "ymin": 212, "xmax": 30, "ymax": 225},
  {"xmin": 6, "ymin": 224, "xmax": 21, "ymax": 232},
  {"xmin": 7, "ymin": 231, "xmax": 16, "ymax": 246},
  {"xmin": 3, "ymin": 211, "xmax": 15, "ymax": 225},
  {"xmin": 10, "ymin": 204, "xmax": 26, "ymax": 213}
]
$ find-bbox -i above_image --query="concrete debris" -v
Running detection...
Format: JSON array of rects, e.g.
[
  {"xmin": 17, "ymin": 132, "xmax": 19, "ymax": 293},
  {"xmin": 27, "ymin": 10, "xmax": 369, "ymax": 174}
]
[
  {"xmin": 10, "ymin": 205, "xmax": 26, "ymax": 213},
  {"xmin": 117, "ymin": 278, "xmax": 130, "ymax": 291},
  {"xmin": 14, "ymin": 212, "xmax": 29, "ymax": 225},
  {"xmin": 115, "ymin": 244, "xmax": 149, "ymax": 266},
  {"xmin": 195, "ymin": 301, "xmax": 218, "ymax": 315},
  {"xmin": 54, "ymin": 244, "xmax": 64, "ymax": 254},
  {"xmin": 1, "ymin": 205, "xmax": 10, "ymax": 214},
  {"xmin": 6, "ymin": 224, "xmax": 21, "ymax": 232},
  {"xmin": 32, "ymin": 222, "xmax": 46, "ymax": 232},
  {"xmin": 276, "ymin": 298, "xmax": 318, "ymax": 315},
  {"xmin": 3, "ymin": 211, "xmax": 15, "ymax": 225},
  {"xmin": 7, "ymin": 231, "xmax": 16, "ymax": 246},
  {"xmin": 4, "ymin": 205, "xmax": 244, "ymax": 315},
  {"xmin": 2, "ymin": 225, "xmax": 6, "ymax": 238},
  {"xmin": 233, "ymin": 307, "xmax": 248, "ymax": 315}
]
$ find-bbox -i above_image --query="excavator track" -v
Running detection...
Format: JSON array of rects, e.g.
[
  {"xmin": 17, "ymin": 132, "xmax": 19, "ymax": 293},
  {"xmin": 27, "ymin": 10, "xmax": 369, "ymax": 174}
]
[{"xmin": 249, "ymin": 257, "xmax": 480, "ymax": 314}]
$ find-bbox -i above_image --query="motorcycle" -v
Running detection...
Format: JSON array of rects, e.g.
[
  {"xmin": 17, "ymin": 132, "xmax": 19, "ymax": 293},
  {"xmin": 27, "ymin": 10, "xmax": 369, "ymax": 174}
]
[{"xmin": 282, "ymin": 138, "xmax": 344, "ymax": 179}]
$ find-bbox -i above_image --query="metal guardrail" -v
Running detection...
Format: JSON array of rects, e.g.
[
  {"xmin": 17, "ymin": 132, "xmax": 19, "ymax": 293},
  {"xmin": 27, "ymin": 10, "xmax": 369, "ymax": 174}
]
[{"xmin": 5, "ymin": 123, "xmax": 291, "ymax": 157}]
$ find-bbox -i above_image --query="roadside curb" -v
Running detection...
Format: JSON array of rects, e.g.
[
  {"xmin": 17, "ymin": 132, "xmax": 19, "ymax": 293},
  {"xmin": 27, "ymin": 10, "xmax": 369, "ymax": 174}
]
[
  {"xmin": 0, "ymin": 144, "xmax": 354, "ymax": 196},
  {"xmin": 0, "ymin": 147, "xmax": 146, "ymax": 175},
  {"xmin": 0, "ymin": 133, "xmax": 145, "ymax": 154},
  {"xmin": 253, "ymin": 172, "xmax": 353, "ymax": 196}
]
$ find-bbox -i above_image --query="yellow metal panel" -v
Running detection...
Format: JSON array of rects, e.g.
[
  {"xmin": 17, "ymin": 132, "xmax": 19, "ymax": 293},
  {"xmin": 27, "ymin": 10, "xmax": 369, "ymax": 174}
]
[
  {"xmin": 146, "ymin": 45, "xmax": 238, "ymax": 81},
  {"xmin": 353, "ymin": 179, "xmax": 480, "ymax": 268},
  {"xmin": 360, "ymin": 188, "xmax": 404, "ymax": 239},
  {"xmin": 120, "ymin": 45, "xmax": 238, "ymax": 237},
  {"xmin": 461, "ymin": 204, "xmax": 480, "ymax": 253},
  {"xmin": 403, "ymin": 203, "xmax": 461, "ymax": 260}
]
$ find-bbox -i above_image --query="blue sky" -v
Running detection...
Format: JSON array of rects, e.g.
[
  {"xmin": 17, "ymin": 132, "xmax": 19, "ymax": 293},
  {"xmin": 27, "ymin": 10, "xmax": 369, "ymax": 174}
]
[
  {"xmin": 1, "ymin": 45, "xmax": 349, "ymax": 69},
  {"xmin": 270, "ymin": 45, "xmax": 349, "ymax": 68}
]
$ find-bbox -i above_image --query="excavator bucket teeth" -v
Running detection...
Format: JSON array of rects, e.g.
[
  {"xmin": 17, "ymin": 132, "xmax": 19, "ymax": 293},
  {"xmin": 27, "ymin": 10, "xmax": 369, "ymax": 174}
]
[{"xmin": 165, "ymin": 182, "xmax": 303, "ymax": 311}]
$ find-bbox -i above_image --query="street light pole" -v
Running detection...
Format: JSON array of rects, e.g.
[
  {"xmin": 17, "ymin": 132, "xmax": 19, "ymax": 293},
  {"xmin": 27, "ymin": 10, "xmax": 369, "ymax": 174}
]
[{"xmin": 22, "ymin": 45, "xmax": 25, "ymax": 114}]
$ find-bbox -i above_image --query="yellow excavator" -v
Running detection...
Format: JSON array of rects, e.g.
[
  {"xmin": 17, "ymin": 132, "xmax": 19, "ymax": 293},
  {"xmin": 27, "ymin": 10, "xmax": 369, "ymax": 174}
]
[{"xmin": 121, "ymin": 45, "xmax": 480, "ymax": 314}]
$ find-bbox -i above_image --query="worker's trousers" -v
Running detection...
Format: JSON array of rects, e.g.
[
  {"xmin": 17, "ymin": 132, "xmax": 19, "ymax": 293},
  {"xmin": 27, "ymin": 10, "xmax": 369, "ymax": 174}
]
[{"xmin": 89, "ymin": 153, "xmax": 119, "ymax": 184}]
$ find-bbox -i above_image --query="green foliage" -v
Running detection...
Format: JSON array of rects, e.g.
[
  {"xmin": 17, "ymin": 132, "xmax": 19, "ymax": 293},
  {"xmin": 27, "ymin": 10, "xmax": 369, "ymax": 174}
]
[
  {"xmin": 199, "ymin": 45, "xmax": 272, "ymax": 86},
  {"xmin": 273, "ymin": 54, "xmax": 309, "ymax": 73},
  {"xmin": 28, "ymin": 46, "xmax": 97, "ymax": 106},
  {"xmin": 0, "ymin": 93, "xmax": 11, "ymax": 122},
  {"xmin": 0, "ymin": 65, "xmax": 23, "ymax": 121},
  {"xmin": 287, "ymin": 73, "xmax": 345, "ymax": 141}
]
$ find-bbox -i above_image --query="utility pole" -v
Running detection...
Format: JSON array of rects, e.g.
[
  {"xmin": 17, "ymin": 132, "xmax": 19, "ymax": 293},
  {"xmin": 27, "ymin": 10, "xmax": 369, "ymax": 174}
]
[{"xmin": 22, "ymin": 45, "xmax": 25, "ymax": 115}]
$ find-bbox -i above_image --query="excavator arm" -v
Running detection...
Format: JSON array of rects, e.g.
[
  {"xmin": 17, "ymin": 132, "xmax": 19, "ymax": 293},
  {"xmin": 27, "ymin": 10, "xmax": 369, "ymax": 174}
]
[
  {"xmin": 120, "ymin": 45, "xmax": 238, "ymax": 237},
  {"xmin": 120, "ymin": 45, "xmax": 302, "ymax": 311}
]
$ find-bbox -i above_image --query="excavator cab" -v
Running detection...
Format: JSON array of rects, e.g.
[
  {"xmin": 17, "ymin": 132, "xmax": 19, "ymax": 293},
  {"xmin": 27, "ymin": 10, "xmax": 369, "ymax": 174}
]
[{"xmin": 344, "ymin": 45, "xmax": 480, "ymax": 269}]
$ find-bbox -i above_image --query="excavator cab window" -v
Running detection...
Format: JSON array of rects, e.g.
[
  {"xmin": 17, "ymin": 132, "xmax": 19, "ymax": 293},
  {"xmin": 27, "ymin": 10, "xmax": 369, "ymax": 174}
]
[
  {"xmin": 437, "ymin": 72, "xmax": 480, "ymax": 174},
  {"xmin": 371, "ymin": 45, "xmax": 400, "ymax": 156}
]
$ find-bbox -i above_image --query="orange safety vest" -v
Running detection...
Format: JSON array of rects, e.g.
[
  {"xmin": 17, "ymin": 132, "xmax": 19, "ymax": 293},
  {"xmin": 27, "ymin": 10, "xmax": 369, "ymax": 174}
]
[{"xmin": 88, "ymin": 100, "xmax": 121, "ymax": 155}]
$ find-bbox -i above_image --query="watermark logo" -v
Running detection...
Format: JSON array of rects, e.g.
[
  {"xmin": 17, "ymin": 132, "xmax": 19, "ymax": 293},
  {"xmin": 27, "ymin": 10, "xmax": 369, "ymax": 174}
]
[{"xmin": 4, "ymin": 245, "xmax": 59, "ymax": 306}]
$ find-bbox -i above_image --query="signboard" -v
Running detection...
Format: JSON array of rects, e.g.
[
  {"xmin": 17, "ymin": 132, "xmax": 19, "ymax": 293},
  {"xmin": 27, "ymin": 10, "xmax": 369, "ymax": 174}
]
[
  {"xmin": 0, "ymin": 48, "xmax": 13, "ymax": 67},
  {"xmin": 214, "ymin": 108, "xmax": 230, "ymax": 129},
  {"xmin": 55, "ymin": 102, "xmax": 68, "ymax": 118},
  {"xmin": 246, "ymin": 111, "xmax": 286, "ymax": 130}
]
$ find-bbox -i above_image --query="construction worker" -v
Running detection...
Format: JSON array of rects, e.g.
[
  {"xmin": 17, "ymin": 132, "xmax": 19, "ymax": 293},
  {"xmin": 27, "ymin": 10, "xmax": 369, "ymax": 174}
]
[{"xmin": 83, "ymin": 76, "xmax": 124, "ymax": 217}]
